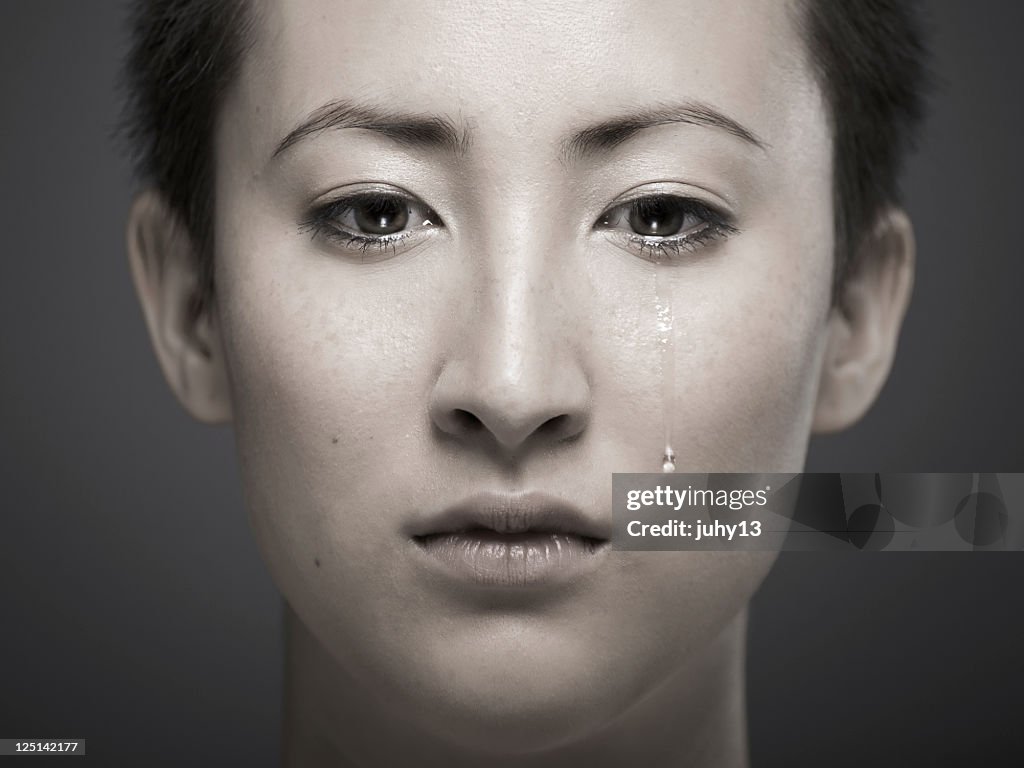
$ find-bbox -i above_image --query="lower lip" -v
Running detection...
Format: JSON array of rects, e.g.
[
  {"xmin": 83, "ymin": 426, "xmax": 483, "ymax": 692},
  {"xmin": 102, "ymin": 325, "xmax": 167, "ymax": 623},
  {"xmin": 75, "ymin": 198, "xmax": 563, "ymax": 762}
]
[{"xmin": 413, "ymin": 531, "xmax": 608, "ymax": 587}]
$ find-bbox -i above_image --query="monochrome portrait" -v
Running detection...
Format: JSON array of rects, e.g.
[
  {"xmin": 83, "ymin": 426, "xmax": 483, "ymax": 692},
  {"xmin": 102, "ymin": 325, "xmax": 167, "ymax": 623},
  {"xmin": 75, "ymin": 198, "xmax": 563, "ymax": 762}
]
[{"xmin": 1, "ymin": 1, "xmax": 1021, "ymax": 765}]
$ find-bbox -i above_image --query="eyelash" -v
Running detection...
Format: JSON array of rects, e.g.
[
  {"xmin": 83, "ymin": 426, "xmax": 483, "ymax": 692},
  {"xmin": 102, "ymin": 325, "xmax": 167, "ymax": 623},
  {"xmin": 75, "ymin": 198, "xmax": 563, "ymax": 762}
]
[
  {"xmin": 595, "ymin": 195, "xmax": 739, "ymax": 262},
  {"xmin": 299, "ymin": 190, "xmax": 738, "ymax": 261},
  {"xmin": 299, "ymin": 191, "xmax": 438, "ymax": 257}
]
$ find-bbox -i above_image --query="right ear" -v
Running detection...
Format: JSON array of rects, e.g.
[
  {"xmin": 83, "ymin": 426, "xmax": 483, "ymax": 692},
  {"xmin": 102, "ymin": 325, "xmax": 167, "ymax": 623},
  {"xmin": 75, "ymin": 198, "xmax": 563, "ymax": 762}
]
[{"xmin": 126, "ymin": 189, "xmax": 233, "ymax": 424}]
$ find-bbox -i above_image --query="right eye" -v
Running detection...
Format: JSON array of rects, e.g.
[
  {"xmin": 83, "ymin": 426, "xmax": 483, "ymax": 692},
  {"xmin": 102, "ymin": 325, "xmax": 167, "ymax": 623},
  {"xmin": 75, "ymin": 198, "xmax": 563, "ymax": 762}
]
[
  {"xmin": 301, "ymin": 189, "xmax": 442, "ymax": 256},
  {"xmin": 345, "ymin": 194, "xmax": 412, "ymax": 235}
]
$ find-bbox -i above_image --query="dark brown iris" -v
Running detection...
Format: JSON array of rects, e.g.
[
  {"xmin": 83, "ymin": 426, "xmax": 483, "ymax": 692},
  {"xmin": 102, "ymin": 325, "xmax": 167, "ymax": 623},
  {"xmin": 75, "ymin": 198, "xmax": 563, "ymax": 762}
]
[
  {"xmin": 628, "ymin": 197, "xmax": 685, "ymax": 236},
  {"xmin": 354, "ymin": 196, "xmax": 409, "ymax": 235}
]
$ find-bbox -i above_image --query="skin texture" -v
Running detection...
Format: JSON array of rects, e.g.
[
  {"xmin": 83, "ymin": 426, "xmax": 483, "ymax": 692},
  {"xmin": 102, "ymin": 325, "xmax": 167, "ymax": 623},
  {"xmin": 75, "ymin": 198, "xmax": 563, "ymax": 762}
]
[{"xmin": 127, "ymin": 0, "xmax": 915, "ymax": 765}]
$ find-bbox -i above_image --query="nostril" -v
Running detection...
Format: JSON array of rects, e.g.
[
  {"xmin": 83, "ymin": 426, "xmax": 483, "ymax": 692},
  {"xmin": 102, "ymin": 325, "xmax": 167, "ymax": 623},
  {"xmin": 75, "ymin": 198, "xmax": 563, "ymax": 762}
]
[
  {"xmin": 451, "ymin": 408, "xmax": 484, "ymax": 433},
  {"xmin": 538, "ymin": 413, "xmax": 580, "ymax": 443},
  {"xmin": 429, "ymin": 364, "xmax": 591, "ymax": 451},
  {"xmin": 539, "ymin": 414, "xmax": 569, "ymax": 435}
]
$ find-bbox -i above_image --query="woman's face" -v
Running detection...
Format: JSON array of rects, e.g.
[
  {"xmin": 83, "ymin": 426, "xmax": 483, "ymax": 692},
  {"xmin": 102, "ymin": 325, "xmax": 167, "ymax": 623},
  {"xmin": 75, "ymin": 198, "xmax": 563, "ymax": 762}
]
[{"xmin": 213, "ymin": 0, "xmax": 833, "ymax": 750}]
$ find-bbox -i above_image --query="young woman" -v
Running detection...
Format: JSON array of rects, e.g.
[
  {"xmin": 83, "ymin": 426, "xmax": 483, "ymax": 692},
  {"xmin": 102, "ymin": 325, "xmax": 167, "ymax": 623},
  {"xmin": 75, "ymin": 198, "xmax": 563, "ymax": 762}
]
[{"xmin": 123, "ymin": 0, "xmax": 927, "ymax": 764}]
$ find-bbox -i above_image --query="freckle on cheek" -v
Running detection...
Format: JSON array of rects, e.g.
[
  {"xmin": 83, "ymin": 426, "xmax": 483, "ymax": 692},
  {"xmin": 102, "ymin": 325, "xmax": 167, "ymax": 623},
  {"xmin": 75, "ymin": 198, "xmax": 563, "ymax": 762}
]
[{"xmin": 314, "ymin": 558, "xmax": 321, "ymax": 568}]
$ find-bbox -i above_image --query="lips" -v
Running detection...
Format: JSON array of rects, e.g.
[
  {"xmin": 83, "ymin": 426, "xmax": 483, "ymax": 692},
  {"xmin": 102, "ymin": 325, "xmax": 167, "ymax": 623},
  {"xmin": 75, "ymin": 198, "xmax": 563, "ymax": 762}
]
[{"xmin": 410, "ymin": 491, "xmax": 610, "ymax": 587}]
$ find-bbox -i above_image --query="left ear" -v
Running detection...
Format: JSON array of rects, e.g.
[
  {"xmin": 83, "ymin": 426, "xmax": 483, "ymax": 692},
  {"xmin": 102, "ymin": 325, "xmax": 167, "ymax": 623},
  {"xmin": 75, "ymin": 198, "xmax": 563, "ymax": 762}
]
[{"xmin": 813, "ymin": 207, "xmax": 915, "ymax": 433}]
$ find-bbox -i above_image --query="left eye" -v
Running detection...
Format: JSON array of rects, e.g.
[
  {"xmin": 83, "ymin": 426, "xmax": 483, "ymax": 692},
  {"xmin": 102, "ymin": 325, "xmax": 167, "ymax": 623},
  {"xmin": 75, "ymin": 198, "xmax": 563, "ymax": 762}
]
[
  {"xmin": 597, "ymin": 195, "xmax": 716, "ymax": 239},
  {"xmin": 595, "ymin": 194, "xmax": 738, "ymax": 260}
]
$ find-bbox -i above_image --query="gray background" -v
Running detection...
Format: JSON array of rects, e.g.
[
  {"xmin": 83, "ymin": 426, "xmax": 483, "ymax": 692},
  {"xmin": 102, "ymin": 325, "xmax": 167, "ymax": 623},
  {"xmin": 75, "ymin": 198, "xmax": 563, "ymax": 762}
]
[{"xmin": 1, "ymin": 2, "xmax": 1020, "ymax": 765}]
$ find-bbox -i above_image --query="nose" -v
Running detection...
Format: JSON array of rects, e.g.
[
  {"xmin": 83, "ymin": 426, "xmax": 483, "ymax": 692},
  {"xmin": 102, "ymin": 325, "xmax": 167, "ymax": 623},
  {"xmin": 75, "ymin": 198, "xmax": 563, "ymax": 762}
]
[{"xmin": 429, "ymin": 249, "xmax": 591, "ymax": 459}]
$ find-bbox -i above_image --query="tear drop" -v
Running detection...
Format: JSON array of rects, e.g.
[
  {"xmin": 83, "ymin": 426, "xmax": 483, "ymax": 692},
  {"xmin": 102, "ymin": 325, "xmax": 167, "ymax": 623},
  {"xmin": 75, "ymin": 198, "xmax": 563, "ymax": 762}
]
[{"xmin": 655, "ymin": 259, "xmax": 676, "ymax": 472}]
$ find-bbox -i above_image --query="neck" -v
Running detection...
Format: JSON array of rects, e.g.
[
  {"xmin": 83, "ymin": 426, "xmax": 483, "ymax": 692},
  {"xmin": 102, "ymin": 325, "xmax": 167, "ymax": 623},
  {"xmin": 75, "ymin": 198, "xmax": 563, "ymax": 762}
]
[{"xmin": 282, "ymin": 603, "xmax": 751, "ymax": 768}]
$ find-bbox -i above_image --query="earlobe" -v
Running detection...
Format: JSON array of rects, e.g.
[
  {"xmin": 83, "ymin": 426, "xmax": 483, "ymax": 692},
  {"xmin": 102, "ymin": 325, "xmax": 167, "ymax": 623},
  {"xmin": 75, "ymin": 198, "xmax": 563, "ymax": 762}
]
[
  {"xmin": 813, "ymin": 207, "xmax": 915, "ymax": 433},
  {"xmin": 126, "ymin": 189, "xmax": 233, "ymax": 424}
]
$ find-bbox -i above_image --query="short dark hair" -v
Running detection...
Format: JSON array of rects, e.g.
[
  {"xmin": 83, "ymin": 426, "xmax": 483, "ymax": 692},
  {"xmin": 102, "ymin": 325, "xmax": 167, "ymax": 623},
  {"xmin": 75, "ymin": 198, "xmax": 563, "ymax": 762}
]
[
  {"xmin": 121, "ymin": 0, "xmax": 929, "ymax": 318},
  {"xmin": 796, "ymin": 0, "xmax": 930, "ymax": 296},
  {"xmin": 121, "ymin": 0, "xmax": 252, "ymax": 320}
]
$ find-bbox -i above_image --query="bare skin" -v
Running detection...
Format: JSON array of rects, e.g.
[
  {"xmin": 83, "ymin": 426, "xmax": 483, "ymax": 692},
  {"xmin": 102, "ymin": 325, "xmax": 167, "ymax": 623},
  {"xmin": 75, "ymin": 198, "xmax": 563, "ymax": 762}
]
[{"xmin": 127, "ymin": 0, "xmax": 914, "ymax": 764}]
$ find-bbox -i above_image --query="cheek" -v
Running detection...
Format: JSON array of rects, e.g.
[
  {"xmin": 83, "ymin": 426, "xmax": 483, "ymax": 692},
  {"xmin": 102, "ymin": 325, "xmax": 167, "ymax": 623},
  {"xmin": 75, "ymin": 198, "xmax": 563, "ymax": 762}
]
[
  {"xmin": 211, "ymin": 226, "xmax": 451, "ymax": 596},
  {"xmin": 595, "ymin": 549, "xmax": 777, "ymax": 684},
  {"xmin": 679, "ymin": 187, "xmax": 835, "ymax": 470},
  {"xmin": 677, "ymin": 271, "xmax": 829, "ymax": 471},
  {"xmin": 587, "ymin": 241, "xmax": 832, "ymax": 474},
  {"xmin": 219, "ymin": 271, "xmax": 413, "ymax": 472}
]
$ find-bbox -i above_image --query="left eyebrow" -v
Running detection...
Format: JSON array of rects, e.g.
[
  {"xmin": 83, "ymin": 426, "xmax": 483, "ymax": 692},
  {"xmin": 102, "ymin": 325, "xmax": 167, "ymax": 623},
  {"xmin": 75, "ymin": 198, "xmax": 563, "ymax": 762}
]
[
  {"xmin": 272, "ymin": 99, "xmax": 470, "ymax": 159},
  {"xmin": 561, "ymin": 102, "xmax": 768, "ymax": 162}
]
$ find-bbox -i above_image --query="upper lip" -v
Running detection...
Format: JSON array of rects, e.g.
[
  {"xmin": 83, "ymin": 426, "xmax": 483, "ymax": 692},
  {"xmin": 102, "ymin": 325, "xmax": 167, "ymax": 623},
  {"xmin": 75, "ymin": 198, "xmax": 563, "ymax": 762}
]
[{"xmin": 409, "ymin": 491, "xmax": 610, "ymax": 541}]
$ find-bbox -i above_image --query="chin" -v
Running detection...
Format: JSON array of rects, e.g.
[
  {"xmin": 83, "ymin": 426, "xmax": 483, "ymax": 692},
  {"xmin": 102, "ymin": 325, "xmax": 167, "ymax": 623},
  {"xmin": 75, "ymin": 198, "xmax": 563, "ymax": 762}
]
[
  {"xmin": 376, "ymin": 627, "xmax": 651, "ymax": 755},
  {"xmin": 405, "ymin": 680, "xmax": 621, "ymax": 756}
]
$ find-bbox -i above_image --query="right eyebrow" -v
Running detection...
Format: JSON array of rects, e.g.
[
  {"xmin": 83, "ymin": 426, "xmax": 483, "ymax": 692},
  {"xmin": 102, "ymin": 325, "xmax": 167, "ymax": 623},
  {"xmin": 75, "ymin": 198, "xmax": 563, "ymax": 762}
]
[{"xmin": 272, "ymin": 99, "xmax": 470, "ymax": 159}]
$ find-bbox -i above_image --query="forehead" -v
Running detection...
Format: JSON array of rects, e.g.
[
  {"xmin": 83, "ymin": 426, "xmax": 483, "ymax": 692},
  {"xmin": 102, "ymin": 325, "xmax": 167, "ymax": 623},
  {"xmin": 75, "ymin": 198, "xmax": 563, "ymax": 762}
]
[{"xmin": 239, "ymin": 0, "xmax": 819, "ymax": 156}]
